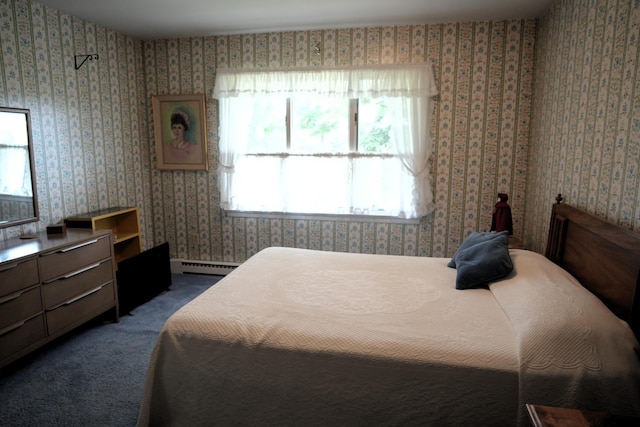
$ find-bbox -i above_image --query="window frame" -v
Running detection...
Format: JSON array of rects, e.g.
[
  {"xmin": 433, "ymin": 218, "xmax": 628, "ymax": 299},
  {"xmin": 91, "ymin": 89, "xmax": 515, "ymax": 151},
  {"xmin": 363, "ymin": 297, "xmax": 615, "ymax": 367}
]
[
  {"xmin": 213, "ymin": 64, "xmax": 438, "ymax": 219},
  {"xmin": 253, "ymin": 97, "xmax": 388, "ymax": 155}
]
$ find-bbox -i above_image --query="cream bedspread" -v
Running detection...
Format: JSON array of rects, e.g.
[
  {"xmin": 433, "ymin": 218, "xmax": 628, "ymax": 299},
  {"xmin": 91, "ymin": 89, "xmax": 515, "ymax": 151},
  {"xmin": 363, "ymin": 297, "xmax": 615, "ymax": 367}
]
[{"xmin": 137, "ymin": 248, "xmax": 640, "ymax": 426}]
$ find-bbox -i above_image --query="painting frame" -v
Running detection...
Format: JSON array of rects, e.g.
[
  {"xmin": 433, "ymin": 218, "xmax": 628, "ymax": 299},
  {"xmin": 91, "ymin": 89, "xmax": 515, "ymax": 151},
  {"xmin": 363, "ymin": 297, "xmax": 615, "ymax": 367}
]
[{"xmin": 152, "ymin": 94, "xmax": 208, "ymax": 171}]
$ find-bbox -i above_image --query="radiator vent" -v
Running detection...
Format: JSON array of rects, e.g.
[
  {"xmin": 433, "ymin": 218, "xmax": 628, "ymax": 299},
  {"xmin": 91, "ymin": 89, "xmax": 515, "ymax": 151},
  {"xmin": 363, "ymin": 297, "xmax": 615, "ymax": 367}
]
[{"xmin": 170, "ymin": 259, "xmax": 240, "ymax": 276}]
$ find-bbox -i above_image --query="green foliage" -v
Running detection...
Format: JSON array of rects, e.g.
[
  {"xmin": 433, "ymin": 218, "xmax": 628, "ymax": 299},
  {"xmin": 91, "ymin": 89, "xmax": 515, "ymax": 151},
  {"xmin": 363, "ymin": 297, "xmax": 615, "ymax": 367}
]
[
  {"xmin": 249, "ymin": 97, "xmax": 394, "ymax": 153},
  {"xmin": 298, "ymin": 104, "xmax": 338, "ymax": 136},
  {"xmin": 359, "ymin": 125, "xmax": 392, "ymax": 153},
  {"xmin": 358, "ymin": 98, "xmax": 392, "ymax": 153}
]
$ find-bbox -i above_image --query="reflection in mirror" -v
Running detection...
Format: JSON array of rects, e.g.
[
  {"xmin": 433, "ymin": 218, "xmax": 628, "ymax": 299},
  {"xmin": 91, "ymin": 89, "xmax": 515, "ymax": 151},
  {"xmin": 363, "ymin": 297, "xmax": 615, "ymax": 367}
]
[{"xmin": 0, "ymin": 107, "xmax": 39, "ymax": 229}]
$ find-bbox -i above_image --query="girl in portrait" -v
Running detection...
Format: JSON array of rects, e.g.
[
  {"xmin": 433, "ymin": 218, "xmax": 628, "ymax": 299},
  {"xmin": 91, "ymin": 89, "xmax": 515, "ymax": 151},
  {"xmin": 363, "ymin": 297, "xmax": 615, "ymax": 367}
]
[{"xmin": 166, "ymin": 109, "xmax": 198, "ymax": 162}]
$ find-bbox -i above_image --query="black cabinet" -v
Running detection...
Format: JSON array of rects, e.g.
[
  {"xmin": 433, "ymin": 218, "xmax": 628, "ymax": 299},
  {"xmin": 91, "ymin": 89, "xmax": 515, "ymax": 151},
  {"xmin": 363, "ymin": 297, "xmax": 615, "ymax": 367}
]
[{"xmin": 116, "ymin": 242, "xmax": 171, "ymax": 315}]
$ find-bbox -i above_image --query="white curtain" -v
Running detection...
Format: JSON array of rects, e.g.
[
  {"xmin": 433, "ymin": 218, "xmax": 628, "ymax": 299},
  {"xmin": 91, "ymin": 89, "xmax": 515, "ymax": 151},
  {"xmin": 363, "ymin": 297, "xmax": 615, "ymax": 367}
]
[
  {"xmin": 214, "ymin": 65, "xmax": 438, "ymax": 99},
  {"xmin": 213, "ymin": 64, "xmax": 438, "ymax": 218},
  {"xmin": 226, "ymin": 154, "xmax": 411, "ymax": 216},
  {"xmin": 216, "ymin": 97, "xmax": 249, "ymax": 209},
  {"xmin": 390, "ymin": 96, "xmax": 436, "ymax": 216},
  {"xmin": 0, "ymin": 147, "xmax": 32, "ymax": 197}
]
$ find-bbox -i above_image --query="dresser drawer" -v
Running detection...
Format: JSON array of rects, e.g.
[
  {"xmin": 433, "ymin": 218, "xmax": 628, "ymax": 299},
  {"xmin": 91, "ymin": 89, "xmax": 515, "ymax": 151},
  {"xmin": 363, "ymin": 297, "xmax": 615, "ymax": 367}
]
[
  {"xmin": 0, "ymin": 314, "xmax": 46, "ymax": 362},
  {"xmin": 0, "ymin": 286, "xmax": 42, "ymax": 332},
  {"xmin": 0, "ymin": 257, "xmax": 39, "ymax": 298},
  {"xmin": 39, "ymin": 234, "xmax": 111, "ymax": 282},
  {"xmin": 46, "ymin": 282, "xmax": 116, "ymax": 335},
  {"xmin": 42, "ymin": 258, "xmax": 114, "ymax": 310}
]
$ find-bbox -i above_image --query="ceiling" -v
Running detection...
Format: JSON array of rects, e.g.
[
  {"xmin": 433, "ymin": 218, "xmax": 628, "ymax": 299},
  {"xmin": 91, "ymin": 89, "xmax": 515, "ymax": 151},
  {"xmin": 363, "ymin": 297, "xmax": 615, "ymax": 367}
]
[{"xmin": 35, "ymin": 0, "xmax": 556, "ymax": 40}]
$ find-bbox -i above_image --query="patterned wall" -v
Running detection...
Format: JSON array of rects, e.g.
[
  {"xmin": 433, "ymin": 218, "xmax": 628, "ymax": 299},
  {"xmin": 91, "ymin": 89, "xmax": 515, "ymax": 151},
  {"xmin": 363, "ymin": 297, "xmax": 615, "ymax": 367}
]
[
  {"xmin": 147, "ymin": 22, "xmax": 535, "ymax": 262},
  {"xmin": 524, "ymin": 0, "xmax": 640, "ymax": 253},
  {"xmin": 0, "ymin": 0, "xmax": 154, "ymax": 245},
  {"xmin": 2, "ymin": 0, "xmax": 558, "ymax": 264},
  {"xmin": 1, "ymin": 0, "xmax": 635, "ymax": 281}
]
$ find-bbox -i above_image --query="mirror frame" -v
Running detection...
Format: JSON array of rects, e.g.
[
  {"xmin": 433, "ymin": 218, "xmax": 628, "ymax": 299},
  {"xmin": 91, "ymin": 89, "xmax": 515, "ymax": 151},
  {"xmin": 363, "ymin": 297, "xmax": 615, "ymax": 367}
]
[{"xmin": 0, "ymin": 107, "xmax": 39, "ymax": 229}]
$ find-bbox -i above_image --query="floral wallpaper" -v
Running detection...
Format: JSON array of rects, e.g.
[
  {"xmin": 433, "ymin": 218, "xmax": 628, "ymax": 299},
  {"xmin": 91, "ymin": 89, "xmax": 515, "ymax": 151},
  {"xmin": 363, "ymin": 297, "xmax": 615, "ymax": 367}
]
[
  {"xmin": 1, "ymin": 0, "xmax": 636, "ymax": 264},
  {"xmin": 146, "ymin": 22, "xmax": 535, "ymax": 261},
  {"xmin": 0, "ymin": 0, "xmax": 153, "ymax": 244},
  {"xmin": 524, "ymin": 0, "xmax": 640, "ymax": 253}
]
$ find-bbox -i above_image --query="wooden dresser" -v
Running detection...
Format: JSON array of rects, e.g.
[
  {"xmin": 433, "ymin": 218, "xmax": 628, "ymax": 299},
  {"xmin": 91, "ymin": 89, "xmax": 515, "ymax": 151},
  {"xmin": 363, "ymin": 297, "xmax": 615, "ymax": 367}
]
[{"xmin": 0, "ymin": 229, "xmax": 118, "ymax": 369}]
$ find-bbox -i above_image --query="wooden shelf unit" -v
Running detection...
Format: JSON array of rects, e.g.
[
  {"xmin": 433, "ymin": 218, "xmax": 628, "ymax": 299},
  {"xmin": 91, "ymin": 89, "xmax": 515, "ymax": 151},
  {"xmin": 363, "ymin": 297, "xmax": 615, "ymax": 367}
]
[{"xmin": 65, "ymin": 207, "xmax": 141, "ymax": 265}]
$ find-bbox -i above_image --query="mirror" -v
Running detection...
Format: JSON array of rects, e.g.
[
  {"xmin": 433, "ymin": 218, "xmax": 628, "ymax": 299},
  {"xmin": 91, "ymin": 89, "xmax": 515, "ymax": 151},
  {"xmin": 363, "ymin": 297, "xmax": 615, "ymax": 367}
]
[{"xmin": 0, "ymin": 107, "xmax": 39, "ymax": 229}]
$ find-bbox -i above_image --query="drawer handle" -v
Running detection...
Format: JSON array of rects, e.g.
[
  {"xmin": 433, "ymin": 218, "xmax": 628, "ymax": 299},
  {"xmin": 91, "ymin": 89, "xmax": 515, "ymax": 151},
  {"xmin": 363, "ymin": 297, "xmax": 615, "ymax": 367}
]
[
  {"xmin": 0, "ymin": 261, "xmax": 23, "ymax": 272},
  {"xmin": 41, "ymin": 239, "xmax": 99, "ymax": 257},
  {"xmin": 0, "ymin": 318, "xmax": 27, "ymax": 336},
  {"xmin": 0, "ymin": 288, "xmax": 28, "ymax": 305},
  {"xmin": 42, "ymin": 262, "xmax": 103, "ymax": 284},
  {"xmin": 49, "ymin": 284, "xmax": 106, "ymax": 310},
  {"xmin": 59, "ymin": 239, "xmax": 99, "ymax": 253},
  {"xmin": 63, "ymin": 262, "xmax": 101, "ymax": 279}
]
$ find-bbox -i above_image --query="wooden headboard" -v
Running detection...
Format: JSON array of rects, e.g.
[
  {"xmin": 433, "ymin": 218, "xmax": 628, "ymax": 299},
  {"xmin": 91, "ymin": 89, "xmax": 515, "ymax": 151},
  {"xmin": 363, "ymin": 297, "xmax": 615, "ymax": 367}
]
[{"xmin": 545, "ymin": 194, "xmax": 640, "ymax": 341}]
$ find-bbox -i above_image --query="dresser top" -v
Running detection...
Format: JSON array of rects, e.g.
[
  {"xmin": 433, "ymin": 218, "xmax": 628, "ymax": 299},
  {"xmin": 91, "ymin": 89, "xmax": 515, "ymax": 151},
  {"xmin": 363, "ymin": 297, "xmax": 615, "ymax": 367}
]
[{"xmin": 0, "ymin": 229, "xmax": 111, "ymax": 264}]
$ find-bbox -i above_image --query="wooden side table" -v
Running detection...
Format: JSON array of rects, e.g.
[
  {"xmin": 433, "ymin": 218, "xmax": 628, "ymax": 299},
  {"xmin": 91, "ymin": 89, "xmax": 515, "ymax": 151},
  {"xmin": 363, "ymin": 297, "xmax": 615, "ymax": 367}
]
[{"xmin": 526, "ymin": 404, "xmax": 640, "ymax": 426}]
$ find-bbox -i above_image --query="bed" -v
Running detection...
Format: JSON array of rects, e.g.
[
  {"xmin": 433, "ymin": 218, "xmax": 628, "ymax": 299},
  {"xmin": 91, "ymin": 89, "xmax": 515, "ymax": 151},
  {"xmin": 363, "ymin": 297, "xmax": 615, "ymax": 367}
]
[{"xmin": 137, "ymin": 198, "xmax": 640, "ymax": 426}]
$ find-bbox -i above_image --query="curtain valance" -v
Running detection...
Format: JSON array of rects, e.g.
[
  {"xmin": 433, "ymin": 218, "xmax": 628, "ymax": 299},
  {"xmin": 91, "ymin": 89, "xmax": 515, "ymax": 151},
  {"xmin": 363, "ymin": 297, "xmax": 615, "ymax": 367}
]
[{"xmin": 213, "ymin": 64, "xmax": 438, "ymax": 99}]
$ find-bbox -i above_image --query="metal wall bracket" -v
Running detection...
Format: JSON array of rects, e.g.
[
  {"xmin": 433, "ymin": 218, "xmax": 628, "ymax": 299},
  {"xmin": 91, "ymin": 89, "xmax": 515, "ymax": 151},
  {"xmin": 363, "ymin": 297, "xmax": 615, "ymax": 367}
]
[{"xmin": 74, "ymin": 54, "xmax": 99, "ymax": 70}]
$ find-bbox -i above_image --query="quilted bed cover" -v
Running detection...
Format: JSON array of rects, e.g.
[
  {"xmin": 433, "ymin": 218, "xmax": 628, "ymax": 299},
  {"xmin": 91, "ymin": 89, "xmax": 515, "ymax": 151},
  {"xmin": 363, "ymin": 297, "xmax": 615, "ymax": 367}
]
[{"xmin": 137, "ymin": 248, "xmax": 640, "ymax": 426}]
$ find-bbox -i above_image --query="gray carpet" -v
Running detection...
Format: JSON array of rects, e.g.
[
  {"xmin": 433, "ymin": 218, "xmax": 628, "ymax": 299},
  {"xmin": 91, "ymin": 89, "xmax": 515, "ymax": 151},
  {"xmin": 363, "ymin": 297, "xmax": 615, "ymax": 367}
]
[{"xmin": 0, "ymin": 273, "xmax": 221, "ymax": 427}]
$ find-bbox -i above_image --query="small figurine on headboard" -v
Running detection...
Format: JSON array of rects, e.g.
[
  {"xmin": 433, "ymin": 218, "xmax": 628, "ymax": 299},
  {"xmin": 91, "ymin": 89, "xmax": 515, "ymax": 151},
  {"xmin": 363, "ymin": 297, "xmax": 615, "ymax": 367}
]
[{"xmin": 491, "ymin": 193, "xmax": 513, "ymax": 235}]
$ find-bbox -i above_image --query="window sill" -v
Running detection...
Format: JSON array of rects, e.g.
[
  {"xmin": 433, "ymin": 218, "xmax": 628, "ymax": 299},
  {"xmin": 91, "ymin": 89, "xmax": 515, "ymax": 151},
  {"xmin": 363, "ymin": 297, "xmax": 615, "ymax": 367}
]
[{"xmin": 223, "ymin": 210, "xmax": 421, "ymax": 225}]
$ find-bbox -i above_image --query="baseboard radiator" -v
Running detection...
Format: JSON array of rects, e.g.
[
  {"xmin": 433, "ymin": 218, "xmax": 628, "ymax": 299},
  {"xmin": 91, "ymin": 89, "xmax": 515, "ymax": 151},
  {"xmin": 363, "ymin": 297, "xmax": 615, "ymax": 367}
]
[{"xmin": 170, "ymin": 259, "xmax": 240, "ymax": 276}]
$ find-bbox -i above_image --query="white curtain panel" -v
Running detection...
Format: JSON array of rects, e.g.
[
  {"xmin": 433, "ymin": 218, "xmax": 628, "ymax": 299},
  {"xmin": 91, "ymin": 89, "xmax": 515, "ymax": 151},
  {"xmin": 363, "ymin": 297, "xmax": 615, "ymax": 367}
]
[{"xmin": 214, "ymin": 64, "xmax": 438, "ymax": 219}]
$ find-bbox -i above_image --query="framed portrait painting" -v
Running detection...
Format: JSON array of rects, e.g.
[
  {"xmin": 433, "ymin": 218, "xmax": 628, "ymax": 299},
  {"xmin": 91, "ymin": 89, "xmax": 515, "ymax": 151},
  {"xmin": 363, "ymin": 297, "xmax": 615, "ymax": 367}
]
[{"xmin": 152, "ymin": 94, "xmax": 208, "ymax": 170}]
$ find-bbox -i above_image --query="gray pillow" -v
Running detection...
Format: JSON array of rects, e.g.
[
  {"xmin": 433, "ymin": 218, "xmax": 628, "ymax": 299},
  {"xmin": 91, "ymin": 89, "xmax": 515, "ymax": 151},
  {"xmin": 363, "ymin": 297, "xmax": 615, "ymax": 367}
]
[{"xmin": 448, "ymin": 231, "xmax": 513, "ymax": 290}]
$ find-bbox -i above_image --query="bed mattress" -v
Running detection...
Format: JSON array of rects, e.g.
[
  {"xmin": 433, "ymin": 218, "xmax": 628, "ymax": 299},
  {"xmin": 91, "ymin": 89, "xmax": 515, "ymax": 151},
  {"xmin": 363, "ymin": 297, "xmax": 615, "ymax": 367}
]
[{"xmin": 138, "ymin": 247, "xmax": 640, "ymax": 426}]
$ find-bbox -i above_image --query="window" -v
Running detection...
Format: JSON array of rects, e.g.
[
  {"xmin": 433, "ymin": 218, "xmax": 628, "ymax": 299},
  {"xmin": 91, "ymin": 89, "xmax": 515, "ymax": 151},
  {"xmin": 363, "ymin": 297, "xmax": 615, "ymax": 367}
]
[
  {"xmin": 0, "ymin": 116, "xmax": 32, "ymax": 198},
  {"xmin": 213, "ymin": 65, "xmax": 438, "ymax": 219}
]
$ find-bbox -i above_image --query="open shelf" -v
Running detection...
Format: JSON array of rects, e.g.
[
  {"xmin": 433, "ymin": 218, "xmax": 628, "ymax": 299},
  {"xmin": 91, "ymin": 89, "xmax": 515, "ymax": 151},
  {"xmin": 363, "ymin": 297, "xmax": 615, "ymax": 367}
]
[{"xmin": 65, "ymin": 207, "xmax": 141, "ymax": 267}]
